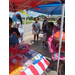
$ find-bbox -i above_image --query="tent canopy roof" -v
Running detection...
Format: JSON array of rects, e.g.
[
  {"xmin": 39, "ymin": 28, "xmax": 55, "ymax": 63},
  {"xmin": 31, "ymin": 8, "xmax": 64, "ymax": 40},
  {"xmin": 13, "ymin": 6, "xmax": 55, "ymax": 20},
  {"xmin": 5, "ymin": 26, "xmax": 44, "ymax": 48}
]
[
  {"xmin": 29, "ymin": 1, "xmax": 65, "ymax": 15},
  {"xmin": 9, "ymin": 0, "xmax": 61, "ymax": 12}
]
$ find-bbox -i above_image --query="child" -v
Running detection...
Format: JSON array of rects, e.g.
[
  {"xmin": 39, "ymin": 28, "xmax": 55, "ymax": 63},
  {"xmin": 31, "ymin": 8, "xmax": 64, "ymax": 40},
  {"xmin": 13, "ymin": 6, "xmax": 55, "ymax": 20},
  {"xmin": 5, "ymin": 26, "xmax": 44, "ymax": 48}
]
[
  {"xmin": 42, "ymin": 29, "xmax": 47, "ymax": 48},
  {"xmin": 56, "ymin": 18, "xmax": 61, "ymax": 29},
  {"xmin": 47, "ymin": 22, "xmax": 54, "ymax": 38},
  {"xmin": 52, "ymin": 18, "xmax": 61, "ymax": 35},
  {"xmin": 32, "ymin": 17, "xmax": 40, "ymax": 45}
]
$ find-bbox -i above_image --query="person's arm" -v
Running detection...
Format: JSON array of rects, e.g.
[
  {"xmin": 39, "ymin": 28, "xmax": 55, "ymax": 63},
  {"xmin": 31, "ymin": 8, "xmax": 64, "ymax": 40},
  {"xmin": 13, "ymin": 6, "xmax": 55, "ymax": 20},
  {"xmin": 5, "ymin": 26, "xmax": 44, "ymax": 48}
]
[
  {"xmin": 13, "ymin": 32, "xmax": 20, "ymax": 38},
  {"xmin": 53, "ymin": 37, "xmax": 65, "ymax": 44},
  {"xmin": 32, "ymin": 27, "xmax": 34, "ymax": 34},
  {"xmin": 53, "ymin": 31, "xmax": 65, "ymax": 44},
  {"xmin": 42, "ymin": 22, "xmax": 47, "ymax": 30},
  {"xmin": 32, "ymin": 23, "xmax": 34, "ymax": 34},
  {"xmin": 39, "ymin": 23, "xmax": 40, "ymax": 33},
  {"xmin": 13, "ymin": 28, "xmax": 21, "ymax": 38}
]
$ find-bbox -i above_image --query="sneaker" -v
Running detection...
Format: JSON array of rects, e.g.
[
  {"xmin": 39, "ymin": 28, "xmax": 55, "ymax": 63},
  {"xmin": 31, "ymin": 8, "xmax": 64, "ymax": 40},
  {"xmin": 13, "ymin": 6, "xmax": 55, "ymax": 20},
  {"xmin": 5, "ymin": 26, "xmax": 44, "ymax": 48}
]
[
  {"xmin": 42, "ymin": 46, "xmax": 44, "ymax": 48},
  {"xmin": 37, "ymin": 42, "xmax": 39, "ymax": 45},
  {"xmin": 33, "ymin": 40, "xmax": 35, "ymax": 42},
  {"xmin": 58, "ymin": 72, "xmax": 63, "ymax": 75},
  {"xmin": 44, "ymin": 46, "xmax": 46, "ymax": 48},
  {"xmin": 46, "ymin": 67, "xmax": 51, "ymax": 73}
]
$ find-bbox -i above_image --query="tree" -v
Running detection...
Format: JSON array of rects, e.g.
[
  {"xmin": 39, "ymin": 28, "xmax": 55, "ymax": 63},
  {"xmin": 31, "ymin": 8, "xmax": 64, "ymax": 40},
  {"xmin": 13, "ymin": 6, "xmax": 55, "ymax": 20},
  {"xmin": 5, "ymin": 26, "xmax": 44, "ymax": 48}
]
[
  {"xmin": 26, "ymin": 16, "xmax": 34, "ymax": 20},
  {"xmin": 37, "ymin": 15, "xmax": 46, "ymax": 18},
  {"xmin": 22, "ymin": 16, "xmax": 34, "ymax": 20}
]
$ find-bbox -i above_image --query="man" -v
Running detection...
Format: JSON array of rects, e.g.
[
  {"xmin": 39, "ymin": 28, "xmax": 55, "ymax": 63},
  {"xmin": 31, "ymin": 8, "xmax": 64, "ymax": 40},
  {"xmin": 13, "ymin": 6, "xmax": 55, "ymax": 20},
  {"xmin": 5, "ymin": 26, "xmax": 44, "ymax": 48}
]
[{"xmin": 9, "ymin": 17, "xmax": 20, "ymax": 47}]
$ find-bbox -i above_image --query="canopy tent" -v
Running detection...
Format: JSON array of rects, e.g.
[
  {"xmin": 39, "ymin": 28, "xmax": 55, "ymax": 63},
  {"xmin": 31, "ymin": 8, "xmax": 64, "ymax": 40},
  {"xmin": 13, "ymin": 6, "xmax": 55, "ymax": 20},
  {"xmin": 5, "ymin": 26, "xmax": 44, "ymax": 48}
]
[
  {"xmin": 9, "ymin": 0, "xmax": 65, "ymax": 75},
  {"xmin": 9, "ymin": 0, "xmax": 60, "ymax": 12},
  {"xmin": 29, "ymin": 1, "xmax": 65, "ymax": 75},
  {"xmin": 29, "ymin": 1, "xmax": 65, "ymax": 15}
]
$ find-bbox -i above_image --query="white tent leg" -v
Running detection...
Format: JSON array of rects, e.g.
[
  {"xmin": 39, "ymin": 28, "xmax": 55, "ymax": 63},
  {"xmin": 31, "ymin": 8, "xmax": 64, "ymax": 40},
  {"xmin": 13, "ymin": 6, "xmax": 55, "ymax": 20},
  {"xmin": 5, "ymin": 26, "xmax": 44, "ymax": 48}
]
[
  {"xmin": 56, "ymin": 4, "xmax": 64, "ymax": 75},
  {"xmin": 23, "ymin": 15, "xmax": 26, "ymax": 41},
  {"xmin": 50, "ymin": 15, "xmax": 52, "ymax": 22}
]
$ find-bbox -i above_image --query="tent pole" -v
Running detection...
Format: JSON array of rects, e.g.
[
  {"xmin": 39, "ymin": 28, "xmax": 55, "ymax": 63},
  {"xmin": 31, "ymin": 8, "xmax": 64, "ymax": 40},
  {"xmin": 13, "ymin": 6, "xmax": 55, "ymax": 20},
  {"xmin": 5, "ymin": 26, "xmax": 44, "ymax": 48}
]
[
  {"xmin": 50, "ymin": 14, "xmax": 52, "ymax": 22},
  {"xmin": 56, "ymin": 4, "xmax": 64, "ymax": 75},
  {"xmin": 23, "ymin": 15, "xmax": 26, "ymax": 41}
]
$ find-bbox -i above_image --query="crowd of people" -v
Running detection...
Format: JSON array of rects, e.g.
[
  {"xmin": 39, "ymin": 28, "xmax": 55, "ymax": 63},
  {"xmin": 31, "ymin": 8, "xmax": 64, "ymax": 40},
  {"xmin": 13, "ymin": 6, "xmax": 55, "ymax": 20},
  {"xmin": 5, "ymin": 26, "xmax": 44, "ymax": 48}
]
[
  {"xmin": 9, "ymin": 15, "xmax": 65, "ymax": 75},
  {"xmin": 32, "ymin": 16, "xmax": 65, "ymax": 75}
]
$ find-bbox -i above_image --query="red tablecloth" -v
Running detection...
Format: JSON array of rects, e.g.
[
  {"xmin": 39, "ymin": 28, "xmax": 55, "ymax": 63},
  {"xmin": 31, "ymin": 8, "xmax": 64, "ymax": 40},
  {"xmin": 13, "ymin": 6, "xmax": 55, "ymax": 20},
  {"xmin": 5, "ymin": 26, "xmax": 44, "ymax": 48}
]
[{"xmin": 9, "ymin": 50, "xmax": 49, "ymax": 75}]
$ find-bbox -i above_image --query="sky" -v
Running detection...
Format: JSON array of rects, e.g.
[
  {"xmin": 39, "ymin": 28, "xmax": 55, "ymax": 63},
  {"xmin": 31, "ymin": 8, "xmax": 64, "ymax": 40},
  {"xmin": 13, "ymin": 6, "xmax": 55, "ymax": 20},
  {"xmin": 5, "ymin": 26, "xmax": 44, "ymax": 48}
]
[{"xmin": 9, "ymin": 10, "xmax": 48, "ymax": 18}]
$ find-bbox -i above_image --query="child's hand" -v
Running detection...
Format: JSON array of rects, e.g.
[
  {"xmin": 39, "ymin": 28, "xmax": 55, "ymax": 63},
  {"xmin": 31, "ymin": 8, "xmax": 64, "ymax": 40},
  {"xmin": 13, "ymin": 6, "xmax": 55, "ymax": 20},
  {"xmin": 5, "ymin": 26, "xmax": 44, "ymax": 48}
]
[
  {"xmin": 13, "ymin": 32, "xmax": 17, "ymax": 36},
  {"xmin": 9, "ymin": 35, "xmax": 13, "ymax": 38}
]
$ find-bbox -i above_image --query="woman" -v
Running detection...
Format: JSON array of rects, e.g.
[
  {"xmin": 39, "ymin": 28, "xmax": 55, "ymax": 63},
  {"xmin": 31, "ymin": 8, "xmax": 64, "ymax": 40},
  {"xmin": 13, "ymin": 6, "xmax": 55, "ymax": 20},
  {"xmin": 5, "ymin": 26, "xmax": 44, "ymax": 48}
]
[
  {"xmin": 9, "ymin": 17, "xmax": 20, "ymax": 47},
  {"xmin": 32, "ymin": 17, "xmax": 40, "ymax": 45},
  {"xmin": 46, "ymin": 22, "xmax": 65, "ymax": 75},
  {"xmin": 14, "ymin": 13, "xmax": 24, "ymax": 43}
]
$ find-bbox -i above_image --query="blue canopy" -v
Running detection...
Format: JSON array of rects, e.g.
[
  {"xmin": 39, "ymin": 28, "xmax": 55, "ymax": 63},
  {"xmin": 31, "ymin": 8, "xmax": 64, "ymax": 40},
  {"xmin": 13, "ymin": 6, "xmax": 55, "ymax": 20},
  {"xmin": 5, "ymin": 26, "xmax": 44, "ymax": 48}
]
[{"xmin": 29, "ymin": 1, "xmax": 65, "ymax": 15}]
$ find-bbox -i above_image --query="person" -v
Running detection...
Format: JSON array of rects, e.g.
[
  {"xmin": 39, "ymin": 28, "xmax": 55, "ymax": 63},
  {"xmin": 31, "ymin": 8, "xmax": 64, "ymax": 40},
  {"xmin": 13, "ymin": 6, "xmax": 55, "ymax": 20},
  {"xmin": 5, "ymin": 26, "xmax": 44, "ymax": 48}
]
[
  {"xmin": 9, "ymin": 17, "xmax": 20, "ymax": 47},
  {"xmin": 46, "ymin": 22, "xmax": 65, "ymax": 75},
  {"xmin": 47, "ymin": 22, "xmax": 54, "ymax": 38},
  {"xmin": 42, "ymin": 17, "xmax": 48, "ymax": 33},
  {"xmin": 42, "ymin": 29, "xmax": 47, "ymax": 48},
  {"xmin": 52, "ymin": 18, "xmax": 61, "ymax": 35},
  {"xmin": 42, "ymin": 17, "xmax": 48, "ymax": 46},
  {"xmin": 13, "ymin": 13, "xmax": 24, "ymax": 43},
  {"xmin": 32, "ymin": 17, "xmax": 40, "ymax": 44}
]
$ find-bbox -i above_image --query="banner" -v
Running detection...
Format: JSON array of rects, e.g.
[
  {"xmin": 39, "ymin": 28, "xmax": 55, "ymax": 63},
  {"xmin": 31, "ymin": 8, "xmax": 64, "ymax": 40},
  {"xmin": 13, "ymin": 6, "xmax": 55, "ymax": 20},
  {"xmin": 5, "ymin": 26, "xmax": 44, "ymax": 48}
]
[
  {"xmin": 12, "ymin": 15, "xmax": 20, "ymax": 22},
  {"xmin": 19, "ymin": 10, "xmax": 28, "ymax": 16}
]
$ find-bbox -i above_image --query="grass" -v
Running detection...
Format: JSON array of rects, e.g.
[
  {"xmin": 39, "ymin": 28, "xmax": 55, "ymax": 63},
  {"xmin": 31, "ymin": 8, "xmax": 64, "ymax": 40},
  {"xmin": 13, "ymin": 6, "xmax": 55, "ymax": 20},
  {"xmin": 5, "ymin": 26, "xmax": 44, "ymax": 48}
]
[
  {"xmin": 47, "ymin": 20, "xmax": 56, "ymax": 23},
  {"xmin": 12, "ymin": 20, "xmax": 56, "ymax": 26},
  {"xmin": 39, "ymin": 20, "xmax": 56, "ymax": 23},
  {"xmin": 22, "ymin": 21, "xmax": 32, "ymax": 24},
  {"xmin": 12, "ymin": 20, "xmax": 33, "ymax": 26}
]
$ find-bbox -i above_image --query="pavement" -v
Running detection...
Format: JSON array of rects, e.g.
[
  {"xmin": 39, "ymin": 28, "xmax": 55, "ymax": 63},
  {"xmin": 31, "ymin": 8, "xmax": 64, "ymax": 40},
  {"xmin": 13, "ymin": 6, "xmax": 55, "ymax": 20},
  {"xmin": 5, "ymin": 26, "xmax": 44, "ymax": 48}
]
[{"xmin": 22, "ymin": 22, "xmax": 65, "ymax": 75}]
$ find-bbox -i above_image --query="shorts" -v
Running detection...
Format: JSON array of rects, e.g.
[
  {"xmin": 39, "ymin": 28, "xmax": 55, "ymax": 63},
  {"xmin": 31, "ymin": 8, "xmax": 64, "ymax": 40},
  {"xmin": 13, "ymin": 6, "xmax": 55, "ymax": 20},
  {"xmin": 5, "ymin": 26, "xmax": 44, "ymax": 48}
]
[
  {"xmin": 42, "ymin": 38, "xmax": 46, "ymax": 42},
  {"xmin": 34, "ymin": 30, "xmax": 39, "ymax": 35}
]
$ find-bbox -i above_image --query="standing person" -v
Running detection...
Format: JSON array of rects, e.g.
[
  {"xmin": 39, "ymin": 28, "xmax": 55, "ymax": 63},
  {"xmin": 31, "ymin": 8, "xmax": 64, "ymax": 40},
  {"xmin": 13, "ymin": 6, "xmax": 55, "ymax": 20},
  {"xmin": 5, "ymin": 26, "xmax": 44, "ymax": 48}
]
[
  {"xmin": 9, "ymin": 17, "xmax": 20, "ymax": 47},
  {"xmin": 46, "ymin": 22, "xmax": 65, "ymax": 75},
  {"xmin": 32, "ymin": 17, "xmax": 40, "ymax": 45},
  {"xmin": 47, "ymin": 22, "xmax": 54, "ymax": 38},
  {"xmin": 42, "ymin": 29, "xmax": 47, "ymax": 48},
  {"xmin": 42, "ymin": 17, "xmax": 48, "ymax": 46},
  {"xmin": 42, "ymin": 17, "xmax": 48, "ymax": 33},
  {"xmin": 13, "ymin": 13, "xmax": 24, "ymax": 43},
  {"xmin": 52, "ymin": 18, "xmax": 61, "ymax": 35}
]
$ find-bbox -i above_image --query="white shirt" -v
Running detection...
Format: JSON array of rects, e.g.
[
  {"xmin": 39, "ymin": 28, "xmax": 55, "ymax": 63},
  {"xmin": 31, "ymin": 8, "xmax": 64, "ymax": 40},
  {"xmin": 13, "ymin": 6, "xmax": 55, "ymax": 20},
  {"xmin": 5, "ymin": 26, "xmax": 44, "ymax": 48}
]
[{"xmin": 14, "ymin": 22, "xmax": 22, "ymax": 29}]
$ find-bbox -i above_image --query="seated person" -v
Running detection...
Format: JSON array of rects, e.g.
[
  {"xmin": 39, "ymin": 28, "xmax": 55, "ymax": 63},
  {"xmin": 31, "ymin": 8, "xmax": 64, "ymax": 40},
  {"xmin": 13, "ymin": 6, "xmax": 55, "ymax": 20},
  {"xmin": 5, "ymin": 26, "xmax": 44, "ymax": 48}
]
[{"xmin": 9, "ymin": 17, "xmax": 20, "ymax": 47}]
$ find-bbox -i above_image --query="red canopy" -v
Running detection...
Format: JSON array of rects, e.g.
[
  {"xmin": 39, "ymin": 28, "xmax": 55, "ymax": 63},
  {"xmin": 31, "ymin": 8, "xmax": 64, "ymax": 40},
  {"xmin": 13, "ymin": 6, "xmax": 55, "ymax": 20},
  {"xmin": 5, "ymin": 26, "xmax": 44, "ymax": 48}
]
[{"xmin": 9, "ymin": 0, "xmax": 60, "ymax": 12}]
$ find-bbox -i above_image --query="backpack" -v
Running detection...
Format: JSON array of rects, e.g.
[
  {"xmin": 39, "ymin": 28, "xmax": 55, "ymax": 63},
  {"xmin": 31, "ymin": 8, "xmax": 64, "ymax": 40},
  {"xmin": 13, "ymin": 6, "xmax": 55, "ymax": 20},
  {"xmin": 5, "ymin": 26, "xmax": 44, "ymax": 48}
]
[{"xmin": 48, "ymin": 35, "xmax": 56, "ymax": 53}]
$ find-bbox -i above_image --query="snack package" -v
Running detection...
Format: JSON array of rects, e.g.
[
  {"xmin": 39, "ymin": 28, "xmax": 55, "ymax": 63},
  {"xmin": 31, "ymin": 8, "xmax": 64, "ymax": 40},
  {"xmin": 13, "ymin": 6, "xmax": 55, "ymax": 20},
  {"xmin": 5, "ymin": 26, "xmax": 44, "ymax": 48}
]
[{"xmin": 22, "ymin": 60, "xmax": 33, "ymax": 70}]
